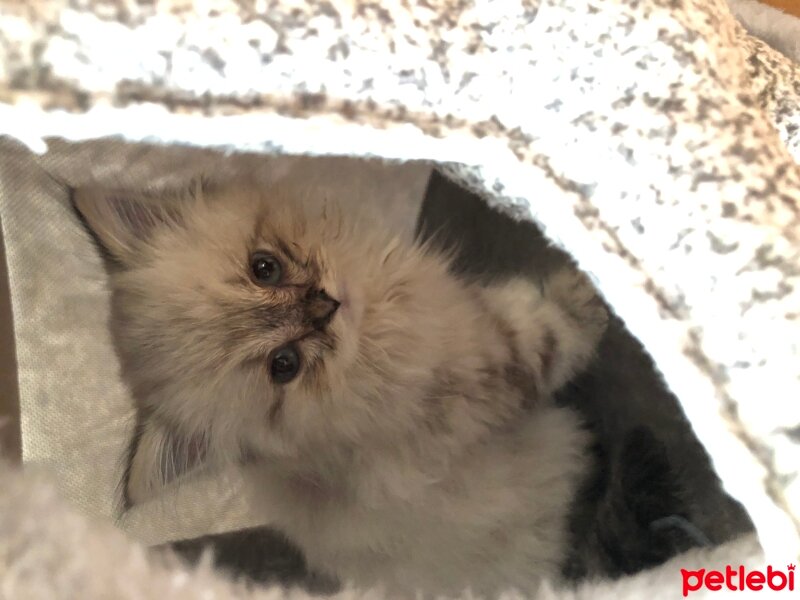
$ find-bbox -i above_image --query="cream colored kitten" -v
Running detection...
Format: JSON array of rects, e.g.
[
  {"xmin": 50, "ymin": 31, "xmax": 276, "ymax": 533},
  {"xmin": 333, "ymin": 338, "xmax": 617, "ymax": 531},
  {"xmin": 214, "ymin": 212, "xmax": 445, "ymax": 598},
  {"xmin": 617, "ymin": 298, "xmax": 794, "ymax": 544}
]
[{"xmin": 75, "ymin": 182, "xmax": 607, "ymax": 599}]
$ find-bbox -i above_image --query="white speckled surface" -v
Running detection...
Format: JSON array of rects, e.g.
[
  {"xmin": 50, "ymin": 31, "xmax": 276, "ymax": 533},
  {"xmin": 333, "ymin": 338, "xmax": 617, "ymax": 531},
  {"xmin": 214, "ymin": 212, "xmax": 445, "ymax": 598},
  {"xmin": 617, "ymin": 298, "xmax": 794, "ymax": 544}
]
[{"xmin": 0, "ymin": 0, "xmax": 799, "ymax": 565}]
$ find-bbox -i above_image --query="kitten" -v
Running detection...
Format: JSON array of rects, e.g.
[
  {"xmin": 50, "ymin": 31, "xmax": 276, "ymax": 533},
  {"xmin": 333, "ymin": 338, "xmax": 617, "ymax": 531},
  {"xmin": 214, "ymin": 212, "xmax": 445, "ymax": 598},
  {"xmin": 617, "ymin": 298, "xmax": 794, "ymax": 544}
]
[{"xmin": 74, "ymin": 181, "xmax": 607, "ymax": 599}]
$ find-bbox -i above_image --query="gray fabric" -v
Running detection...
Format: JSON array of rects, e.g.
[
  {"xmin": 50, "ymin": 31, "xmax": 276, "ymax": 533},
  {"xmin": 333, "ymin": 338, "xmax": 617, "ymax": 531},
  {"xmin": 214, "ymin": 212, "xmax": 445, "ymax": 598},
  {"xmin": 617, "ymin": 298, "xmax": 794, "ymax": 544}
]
[{"xmin": 1, "ymin": 0, "xmax": 799, "ymax": 565}]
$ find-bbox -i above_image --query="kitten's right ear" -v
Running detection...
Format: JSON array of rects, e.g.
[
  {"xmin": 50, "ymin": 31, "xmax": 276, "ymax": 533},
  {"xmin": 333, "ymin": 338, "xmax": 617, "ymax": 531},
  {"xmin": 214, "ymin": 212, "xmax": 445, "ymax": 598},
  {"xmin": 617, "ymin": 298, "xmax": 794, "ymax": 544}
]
[
  {"xmin": 121, "ymin": 410, "xmax": 208, "ymax": 510},
  {"xmin": 72, "ymin": 187, "xmax": 183, "ymax": 265}
]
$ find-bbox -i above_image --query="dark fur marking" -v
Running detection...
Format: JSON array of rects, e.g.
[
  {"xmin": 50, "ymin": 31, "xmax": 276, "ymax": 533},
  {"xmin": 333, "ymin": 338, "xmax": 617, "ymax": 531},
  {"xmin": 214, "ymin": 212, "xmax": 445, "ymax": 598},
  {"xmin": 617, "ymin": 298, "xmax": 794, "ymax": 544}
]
[
  {"xmin": 299, "ymin": 355, "xmax": 323, "ymax": 393},
  {"xmin": 297, "ymin": 330, "xmax": 337, "ymax": 393},
  {"xmin": 276, "ymin": 238, "xmax": 304, "ymax": 269},
  {"xmin": 268, "ymin": 387, "xmax": 286, "ymax": 426},
  {"xmin": 478, "ymin": 295, "xmax": 542, "ymax": 409},
  {"xmin": 238, "ymin": 443, "xmax": 262, "ymax": 466},
  {"xmin": 423, "ymin": 368, "xmax": 459, "ymax": 434},
  {"xmin": 427, "ymin": 364, "xmax": 524, "ymax": 434},
  {"xmin": 246, "ymin": 302, "xmax": 301, "ymax": 332},
  {"xmin": 503, "ymin": 363, "xmax": 539, "ymax": 409},
  {"xmin": 540, "ymin": 327, "xmax": 558, "ymax": 382},
  {"xmin": 116, "ymin": 409, "xmax": 150, "ymax": 514}
]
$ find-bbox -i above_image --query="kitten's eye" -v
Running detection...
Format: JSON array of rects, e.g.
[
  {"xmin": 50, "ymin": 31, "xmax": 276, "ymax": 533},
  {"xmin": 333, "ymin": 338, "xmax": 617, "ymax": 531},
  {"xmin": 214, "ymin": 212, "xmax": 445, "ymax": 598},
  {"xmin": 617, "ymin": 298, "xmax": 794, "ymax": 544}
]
[
  {"xmin": 270, "ymin": 344, "xmax": 301, "ymax": 384},
  {"xmin": 250, "ymin": 252, "xmax": 282, "ymax": 285}
]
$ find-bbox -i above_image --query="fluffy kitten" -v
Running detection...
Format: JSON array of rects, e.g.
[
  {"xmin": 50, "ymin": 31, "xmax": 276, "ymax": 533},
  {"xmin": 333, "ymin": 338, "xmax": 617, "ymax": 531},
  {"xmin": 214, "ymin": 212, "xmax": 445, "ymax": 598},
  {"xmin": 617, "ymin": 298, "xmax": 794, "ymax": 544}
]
[{"xmin": 74, "ymin": 182, "xmax": 607, "ymax": 599}]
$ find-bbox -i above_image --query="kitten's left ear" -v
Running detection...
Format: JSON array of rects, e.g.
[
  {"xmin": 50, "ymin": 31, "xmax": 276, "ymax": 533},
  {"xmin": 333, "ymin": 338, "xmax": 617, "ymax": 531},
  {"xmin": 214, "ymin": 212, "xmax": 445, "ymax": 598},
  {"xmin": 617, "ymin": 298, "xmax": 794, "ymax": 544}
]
[
  {"xmin": 121, "ymin": 411, "xmax": 208, "ymax": 509},
  {"xmin": 72, "ymin": 186, "xmax": 185, "ymax": 266}
]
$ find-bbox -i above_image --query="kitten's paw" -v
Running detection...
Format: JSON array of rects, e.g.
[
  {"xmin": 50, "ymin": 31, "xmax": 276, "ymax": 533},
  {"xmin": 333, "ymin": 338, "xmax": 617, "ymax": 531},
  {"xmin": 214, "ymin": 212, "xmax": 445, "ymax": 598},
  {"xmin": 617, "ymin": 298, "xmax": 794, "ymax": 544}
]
[{"xmin": 546, "ymin": 269, "xmax": 608, "ymax": 348}]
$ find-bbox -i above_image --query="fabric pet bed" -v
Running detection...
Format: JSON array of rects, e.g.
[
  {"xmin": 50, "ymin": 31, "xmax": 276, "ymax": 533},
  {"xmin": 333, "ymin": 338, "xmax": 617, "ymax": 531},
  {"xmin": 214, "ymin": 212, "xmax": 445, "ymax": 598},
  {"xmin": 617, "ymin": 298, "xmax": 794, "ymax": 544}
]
[{"xmin": 1, "ymin": 0, "xmax": 799, "ymax": 597}]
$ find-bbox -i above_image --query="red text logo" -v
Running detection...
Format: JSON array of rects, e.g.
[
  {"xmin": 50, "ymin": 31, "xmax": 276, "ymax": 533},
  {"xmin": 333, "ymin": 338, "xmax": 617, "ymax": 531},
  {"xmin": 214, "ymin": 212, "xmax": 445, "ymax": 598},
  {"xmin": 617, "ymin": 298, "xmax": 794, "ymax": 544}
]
[{"xmin": 681, "ymin": 564, "xmax": 795, "ymax": 596}]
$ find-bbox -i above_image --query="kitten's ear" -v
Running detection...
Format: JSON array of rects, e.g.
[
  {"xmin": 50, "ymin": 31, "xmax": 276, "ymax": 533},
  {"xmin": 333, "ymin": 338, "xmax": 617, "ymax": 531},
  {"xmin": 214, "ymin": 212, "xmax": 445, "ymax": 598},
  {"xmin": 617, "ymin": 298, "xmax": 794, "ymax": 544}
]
[
  {"xmin": 121, "ymin": 411, "xmax": 208, "ymax": 509},
  {"xmin": 72, "ymin": 187, "xmax": 184, "ymax": 264}
]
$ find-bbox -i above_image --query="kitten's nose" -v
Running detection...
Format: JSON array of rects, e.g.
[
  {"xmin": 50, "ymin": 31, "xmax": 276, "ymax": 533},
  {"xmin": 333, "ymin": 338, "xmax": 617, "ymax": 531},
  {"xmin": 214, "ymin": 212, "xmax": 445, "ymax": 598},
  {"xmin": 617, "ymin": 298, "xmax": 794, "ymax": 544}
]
[{"xmin": 305, "ymin": 288, "xmax": 340, "ymax": 330}]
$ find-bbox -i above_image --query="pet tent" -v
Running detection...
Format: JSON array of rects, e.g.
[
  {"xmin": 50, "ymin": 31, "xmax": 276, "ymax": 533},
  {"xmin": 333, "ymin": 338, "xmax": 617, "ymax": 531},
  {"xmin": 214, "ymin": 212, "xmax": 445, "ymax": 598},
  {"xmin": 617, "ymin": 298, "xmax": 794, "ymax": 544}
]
[{"xmin": 0, "ymin": 0, "xmax": 799, "ymax": 597}]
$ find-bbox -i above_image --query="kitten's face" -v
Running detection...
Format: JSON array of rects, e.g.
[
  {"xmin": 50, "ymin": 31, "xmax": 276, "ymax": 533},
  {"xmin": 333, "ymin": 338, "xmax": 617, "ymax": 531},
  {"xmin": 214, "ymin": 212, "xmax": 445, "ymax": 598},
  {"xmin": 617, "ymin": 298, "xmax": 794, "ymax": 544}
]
[{"xmin": 76, "ymin": 184, "xmax": 448, "ymax": 504}]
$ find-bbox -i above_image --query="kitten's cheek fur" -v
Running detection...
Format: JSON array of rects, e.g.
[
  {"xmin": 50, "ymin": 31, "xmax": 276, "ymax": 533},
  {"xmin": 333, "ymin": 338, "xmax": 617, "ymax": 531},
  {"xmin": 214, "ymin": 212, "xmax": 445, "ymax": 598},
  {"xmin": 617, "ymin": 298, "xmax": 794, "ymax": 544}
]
[{"xmin": 320, "ymin": 271, "xmax": 364, "ymax": 369}]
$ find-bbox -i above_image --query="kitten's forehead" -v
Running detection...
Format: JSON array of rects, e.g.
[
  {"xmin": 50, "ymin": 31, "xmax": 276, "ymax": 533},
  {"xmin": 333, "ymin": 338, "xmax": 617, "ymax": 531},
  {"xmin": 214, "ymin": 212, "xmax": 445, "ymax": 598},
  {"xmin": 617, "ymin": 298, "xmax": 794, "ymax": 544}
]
[{"xmin": 189, "ymin": 188, "xmax": 320, "ymax": 251}]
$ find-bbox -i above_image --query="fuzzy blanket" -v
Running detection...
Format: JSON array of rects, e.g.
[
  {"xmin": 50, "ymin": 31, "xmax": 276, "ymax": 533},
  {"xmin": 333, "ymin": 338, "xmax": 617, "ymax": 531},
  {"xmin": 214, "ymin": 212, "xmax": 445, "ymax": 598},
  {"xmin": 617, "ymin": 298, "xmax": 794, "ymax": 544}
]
[
  {"xmin": 0, "ymin": 458, "xmax": 768, "ymax": 599},
  {"xmin": 1, "ymin": 0, "xmax": 800, "ymax": 593}
]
